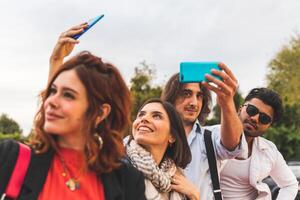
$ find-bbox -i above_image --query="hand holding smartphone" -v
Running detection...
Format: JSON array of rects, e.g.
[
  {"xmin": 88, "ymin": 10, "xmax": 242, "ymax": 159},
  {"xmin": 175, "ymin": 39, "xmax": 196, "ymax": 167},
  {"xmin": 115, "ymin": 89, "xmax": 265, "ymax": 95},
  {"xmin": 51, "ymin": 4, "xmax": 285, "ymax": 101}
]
[
  {"xmin": 72, "ymin": 15, "xmax": 104, "ymax": 39},
  {"xmin": 179, "ymin": 62, "xmax": 222, "ymax": 83}
]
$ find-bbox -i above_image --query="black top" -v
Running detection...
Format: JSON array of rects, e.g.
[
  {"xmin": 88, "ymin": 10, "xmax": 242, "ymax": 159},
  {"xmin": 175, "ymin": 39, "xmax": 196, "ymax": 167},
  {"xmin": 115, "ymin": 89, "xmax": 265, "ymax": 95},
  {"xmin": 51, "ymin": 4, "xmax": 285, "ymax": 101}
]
[{"xmin": 0, "ymin": 140, "xmax": 146, "ymax": 200}]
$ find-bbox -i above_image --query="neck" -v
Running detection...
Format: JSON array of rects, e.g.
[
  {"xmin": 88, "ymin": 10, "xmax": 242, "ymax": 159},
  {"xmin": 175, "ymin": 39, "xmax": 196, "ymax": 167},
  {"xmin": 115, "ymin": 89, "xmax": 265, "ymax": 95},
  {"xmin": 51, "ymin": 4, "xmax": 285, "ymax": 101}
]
[
  {"xmin": 245, "ymin": 136, "xmax": 255, "ymax": 157},
  {"xmin": 58, "ymin": 134, "xmax": 86, "ymax": 151},
  {"xmin": 183, "ymin": 122, "xmax": 194, "ymax": 136},
  {"xmin": 146, "ymin": 145, "xmax": 167, "ymax": 165}
]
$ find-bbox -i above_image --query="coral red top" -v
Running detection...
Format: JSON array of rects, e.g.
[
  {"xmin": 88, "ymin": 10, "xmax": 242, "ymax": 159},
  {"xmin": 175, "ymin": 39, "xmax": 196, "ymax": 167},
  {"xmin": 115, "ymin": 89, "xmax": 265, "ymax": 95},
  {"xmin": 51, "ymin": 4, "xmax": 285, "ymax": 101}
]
[{"xmin": 38, "ymin": 147, "xmax": 105, "ymax": 200}]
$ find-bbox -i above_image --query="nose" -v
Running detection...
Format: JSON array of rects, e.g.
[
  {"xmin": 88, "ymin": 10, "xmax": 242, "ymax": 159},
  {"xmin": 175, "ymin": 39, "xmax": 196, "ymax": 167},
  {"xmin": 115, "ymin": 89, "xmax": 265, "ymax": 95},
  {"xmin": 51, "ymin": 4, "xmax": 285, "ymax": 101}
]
[
  {"xmin": 140, "ymin": 114, "xmax": 150, "ymax": 123},
  {"xmin": 189, "ymin": 94, "xmax": 198, "ymax": 106},
  {"xmin": 249, "ymin": 113, "xmax": 259, "ymax": 123},
  {"xmin": 46, "ymin": 94, "xmax": 59, "ymax": 109}
]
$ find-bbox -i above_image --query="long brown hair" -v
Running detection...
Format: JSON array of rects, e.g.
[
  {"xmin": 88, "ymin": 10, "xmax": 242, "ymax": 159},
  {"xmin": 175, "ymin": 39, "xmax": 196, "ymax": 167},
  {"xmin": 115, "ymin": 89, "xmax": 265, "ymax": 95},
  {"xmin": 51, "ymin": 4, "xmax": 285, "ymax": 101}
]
[
  {"xmin": 161, "ymin": 73, "xmax": 212, "ymax": 125},
  {"xmin": 30, "ymin": 51, "xmax": 131, "ymax": 173}
]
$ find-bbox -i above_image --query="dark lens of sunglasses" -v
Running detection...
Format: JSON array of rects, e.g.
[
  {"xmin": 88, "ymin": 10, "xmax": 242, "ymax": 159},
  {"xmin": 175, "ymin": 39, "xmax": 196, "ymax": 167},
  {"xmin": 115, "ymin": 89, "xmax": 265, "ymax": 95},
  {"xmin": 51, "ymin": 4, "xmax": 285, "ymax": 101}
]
[
  {"xmin": 246, "ymin": 105, "xmax": 258, "ymax": 116},
  {"xmin": 259, "ymin": 114, "xmax": 272, "ymax": 124}
]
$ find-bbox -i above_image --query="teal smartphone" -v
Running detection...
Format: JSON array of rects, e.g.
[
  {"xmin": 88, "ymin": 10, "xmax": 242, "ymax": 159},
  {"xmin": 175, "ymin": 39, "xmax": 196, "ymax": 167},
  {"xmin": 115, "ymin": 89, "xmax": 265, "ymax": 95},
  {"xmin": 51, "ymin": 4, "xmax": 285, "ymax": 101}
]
[
  {"xmin": 179, "ymin": 62, "xmax": 221, "ymax": 83},
  {"xmin": 73, "ymin": 15, "xmax": 104, "ymax": 39}
]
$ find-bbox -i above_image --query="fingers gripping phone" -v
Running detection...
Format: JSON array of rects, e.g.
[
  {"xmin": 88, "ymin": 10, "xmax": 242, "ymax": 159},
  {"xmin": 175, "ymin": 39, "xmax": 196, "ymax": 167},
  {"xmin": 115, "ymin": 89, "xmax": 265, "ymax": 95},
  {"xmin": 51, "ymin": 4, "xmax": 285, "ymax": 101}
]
[
  {"xmin": 73, "ymin": 15, "xmax": 104, "ymax": 39},
  {"xmin": 179, "ymin": 62, "xmax": 222, "ymax": 83}
]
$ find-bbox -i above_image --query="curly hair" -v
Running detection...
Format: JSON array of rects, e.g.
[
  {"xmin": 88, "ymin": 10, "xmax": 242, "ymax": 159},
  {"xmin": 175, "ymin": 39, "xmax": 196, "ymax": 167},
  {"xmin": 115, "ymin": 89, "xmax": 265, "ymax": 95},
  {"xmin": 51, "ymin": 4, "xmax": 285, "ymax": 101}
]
[{"xmin": 30, "ymin": 51, "xmax": 131, "ymax": 173}]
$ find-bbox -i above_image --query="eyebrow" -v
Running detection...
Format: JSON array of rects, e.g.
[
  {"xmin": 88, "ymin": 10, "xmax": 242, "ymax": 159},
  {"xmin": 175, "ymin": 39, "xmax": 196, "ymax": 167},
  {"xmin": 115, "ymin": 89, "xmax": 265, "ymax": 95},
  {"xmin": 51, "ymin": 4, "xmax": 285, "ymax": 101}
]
[
  {"xmin": 138, "ymin": 110, "xmax": 164, "ymax": 115},
  {"xmin": 51, "ymin": 84, "xmax": 79, "ymax": 95}
]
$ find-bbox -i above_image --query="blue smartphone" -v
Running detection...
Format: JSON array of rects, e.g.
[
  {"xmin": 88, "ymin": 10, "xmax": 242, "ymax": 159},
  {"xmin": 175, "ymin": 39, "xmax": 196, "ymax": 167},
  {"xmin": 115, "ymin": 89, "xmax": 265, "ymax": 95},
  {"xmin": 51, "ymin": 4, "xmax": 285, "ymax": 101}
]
[
  {"xmin": 179, "ymin": 62, "xmax": 221, "ymax": 83},
  {"xmin": 73, "ymin": 15, "xmax": 104, "ymax": 39}
]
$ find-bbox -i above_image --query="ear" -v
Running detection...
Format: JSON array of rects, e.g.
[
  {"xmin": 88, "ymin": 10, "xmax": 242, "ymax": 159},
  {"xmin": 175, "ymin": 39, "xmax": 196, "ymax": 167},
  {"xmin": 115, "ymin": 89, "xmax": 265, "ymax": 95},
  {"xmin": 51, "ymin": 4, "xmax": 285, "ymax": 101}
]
[
  {"xmin": 238, "ymin": 105, "xmax": 243, "ymax": 115},
  {"xmin": 168, "ymin": 135, "xmax": 176, "ymax": 144},
  {"xmin": 95, "ymin": 103, "xmax": 111, "ymax": 124}
]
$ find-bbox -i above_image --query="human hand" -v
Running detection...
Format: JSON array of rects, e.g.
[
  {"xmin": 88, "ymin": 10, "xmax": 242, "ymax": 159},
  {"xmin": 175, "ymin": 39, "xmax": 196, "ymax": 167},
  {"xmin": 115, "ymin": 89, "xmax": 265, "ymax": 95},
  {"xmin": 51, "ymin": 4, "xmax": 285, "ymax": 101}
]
[
  {"xmin": 50, "ymin": 23, "xmax": 88, "ymax": 61},
  {"xmin": 49, "ymin": 23, "xmax": 88, "ymax": 80},
  {"xmin": 201, "ymin": 63, "xmax": 238, "ymax": 110},
  {"xmin": 171, "ymin": 170, "xmax": 200, "ymax": 200}
]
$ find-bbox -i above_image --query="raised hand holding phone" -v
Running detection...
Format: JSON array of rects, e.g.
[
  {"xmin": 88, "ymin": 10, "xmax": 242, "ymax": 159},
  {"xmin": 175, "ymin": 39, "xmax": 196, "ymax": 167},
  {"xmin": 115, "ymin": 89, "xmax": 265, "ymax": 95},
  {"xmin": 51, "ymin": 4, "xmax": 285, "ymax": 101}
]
[{"xmin": 72, "ymin": 15, "xmax": 104, "ymax": 39}]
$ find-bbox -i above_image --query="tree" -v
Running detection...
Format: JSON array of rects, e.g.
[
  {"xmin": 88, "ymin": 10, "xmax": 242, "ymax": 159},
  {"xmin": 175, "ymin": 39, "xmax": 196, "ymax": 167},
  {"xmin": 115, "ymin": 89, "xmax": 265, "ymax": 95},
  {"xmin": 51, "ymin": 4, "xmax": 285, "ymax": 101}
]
[
  {"xmin": 130, "ymin": 61, "xmax": 163, "ymax": 121},
  {"xmin": 0, "ymin": 113, "xmax": 22, "ymax": 134},
  {"xmin": 265, "ymin": 34, "xmax": 300, "ymax": 160},
  {"xmin": 267, "ymin": 34, "xmax": 300, "ymax": 105}
]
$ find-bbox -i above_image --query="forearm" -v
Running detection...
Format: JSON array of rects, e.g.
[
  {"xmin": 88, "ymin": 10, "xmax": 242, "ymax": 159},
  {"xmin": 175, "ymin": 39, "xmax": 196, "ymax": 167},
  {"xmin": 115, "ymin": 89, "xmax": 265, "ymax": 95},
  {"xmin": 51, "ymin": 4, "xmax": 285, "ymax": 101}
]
[
  {"xmin": 220, "ymin": 100, "xmax": 243, "ymax": 150},
  {"xmin": 49, "ymin": 55, "xmax": 64, "ymax": 82}
]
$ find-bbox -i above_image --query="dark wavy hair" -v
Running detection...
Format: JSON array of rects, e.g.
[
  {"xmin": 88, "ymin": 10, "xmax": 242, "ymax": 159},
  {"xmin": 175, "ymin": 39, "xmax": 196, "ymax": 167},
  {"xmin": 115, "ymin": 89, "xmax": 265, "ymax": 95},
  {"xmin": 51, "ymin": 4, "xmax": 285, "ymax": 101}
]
[
  {"xmin": 130, "ymin": 98, "xmax": 191, "ymax": 168},
  {"xmin": 30, "ymin": 51, "xmax": 131, "ymax": 173},
  {"xmin": 161, "ymin": 73, "xmax": 212, "ymax": 125},
  {"xmin": 245, "ymin": 87, "xmax": 283, "ymax": 123}
]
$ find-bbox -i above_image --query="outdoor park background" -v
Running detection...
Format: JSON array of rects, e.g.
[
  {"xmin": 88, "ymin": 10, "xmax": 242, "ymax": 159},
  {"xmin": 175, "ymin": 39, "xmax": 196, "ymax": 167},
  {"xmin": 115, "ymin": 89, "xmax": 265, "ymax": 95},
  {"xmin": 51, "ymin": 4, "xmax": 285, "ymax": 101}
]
[{"xmin": 0, "ymin": 0, "xmax": 300, "ymax": 160}]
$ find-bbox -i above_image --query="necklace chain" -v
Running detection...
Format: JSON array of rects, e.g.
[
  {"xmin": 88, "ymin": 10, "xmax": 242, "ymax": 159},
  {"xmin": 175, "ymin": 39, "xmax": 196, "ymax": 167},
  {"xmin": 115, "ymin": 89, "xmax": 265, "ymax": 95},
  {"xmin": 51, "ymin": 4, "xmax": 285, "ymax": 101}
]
[{"xmin": 58, "ymin": 153, "xmax": 81, "ymax": 191}]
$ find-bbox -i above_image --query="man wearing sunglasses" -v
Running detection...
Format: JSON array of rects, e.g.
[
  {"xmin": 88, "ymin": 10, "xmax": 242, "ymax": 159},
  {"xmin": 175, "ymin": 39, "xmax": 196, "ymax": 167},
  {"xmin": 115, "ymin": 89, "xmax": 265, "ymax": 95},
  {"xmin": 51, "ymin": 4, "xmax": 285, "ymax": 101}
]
[{"xmin": 220, "ymin": 87, "xmax": 298, "ymax": 200}]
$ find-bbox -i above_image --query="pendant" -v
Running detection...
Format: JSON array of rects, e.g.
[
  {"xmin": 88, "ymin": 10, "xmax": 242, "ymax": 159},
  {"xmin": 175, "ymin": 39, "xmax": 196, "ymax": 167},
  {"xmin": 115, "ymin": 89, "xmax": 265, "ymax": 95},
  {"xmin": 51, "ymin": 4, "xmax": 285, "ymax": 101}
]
[{"xmin": 66, "ymin": 178, "xmax": 80, "ymax": 191}]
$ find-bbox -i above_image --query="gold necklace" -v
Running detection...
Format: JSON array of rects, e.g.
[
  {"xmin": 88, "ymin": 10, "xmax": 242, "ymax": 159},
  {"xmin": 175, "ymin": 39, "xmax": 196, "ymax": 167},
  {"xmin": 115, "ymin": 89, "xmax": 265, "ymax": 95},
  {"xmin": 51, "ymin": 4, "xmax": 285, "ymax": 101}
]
[{"xmin": 58, "ymin": 154, "xmax": 81, "ymax": 191}]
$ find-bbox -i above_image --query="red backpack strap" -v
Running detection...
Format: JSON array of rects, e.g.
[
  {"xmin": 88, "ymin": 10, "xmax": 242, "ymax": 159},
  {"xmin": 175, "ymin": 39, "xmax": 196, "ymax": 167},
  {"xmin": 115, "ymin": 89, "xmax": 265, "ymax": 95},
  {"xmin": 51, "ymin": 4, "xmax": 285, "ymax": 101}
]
[{"xmin": 1, "ymin": 143, "xmax": 31, "ymax": 200}]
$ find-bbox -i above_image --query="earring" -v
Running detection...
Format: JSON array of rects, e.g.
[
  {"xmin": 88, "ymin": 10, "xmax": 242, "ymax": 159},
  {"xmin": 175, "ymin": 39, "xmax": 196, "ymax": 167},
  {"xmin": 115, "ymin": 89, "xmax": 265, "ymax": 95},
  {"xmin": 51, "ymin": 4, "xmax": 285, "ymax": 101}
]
[{"xmin": 94, "ymin": 134, "xmax": 103, "ymax": 150}]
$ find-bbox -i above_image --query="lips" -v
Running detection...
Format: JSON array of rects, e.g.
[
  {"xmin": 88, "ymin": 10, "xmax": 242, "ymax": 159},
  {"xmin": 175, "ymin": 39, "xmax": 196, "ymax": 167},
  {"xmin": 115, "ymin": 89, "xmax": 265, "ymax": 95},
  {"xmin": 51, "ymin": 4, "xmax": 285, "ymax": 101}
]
[
  {"xmin": 45, "ymin": 112, "xmax": 64, "ymax": 121},
  {"xmin": 137, "ymin": 125, "xmax": 153, "ymax": 132},
  {"xmin": 244, "ymin": 120, "xmax": 257, "ymax": 130}
]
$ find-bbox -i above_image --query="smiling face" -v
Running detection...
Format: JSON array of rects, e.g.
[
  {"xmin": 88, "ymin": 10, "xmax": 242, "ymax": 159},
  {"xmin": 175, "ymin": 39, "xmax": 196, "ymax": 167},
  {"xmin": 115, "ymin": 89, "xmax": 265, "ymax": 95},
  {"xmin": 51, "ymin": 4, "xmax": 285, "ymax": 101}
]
[
  {"xmin": 44, "ymin": 69, "xmax": 89, "ymax": 142},
  {"xmin": 132, "ymin": 102, "xmax": 174, "ymax": 154},
  {"xmin": 239, "ymin": 98, "xmax": 274, "ymax": 138}
]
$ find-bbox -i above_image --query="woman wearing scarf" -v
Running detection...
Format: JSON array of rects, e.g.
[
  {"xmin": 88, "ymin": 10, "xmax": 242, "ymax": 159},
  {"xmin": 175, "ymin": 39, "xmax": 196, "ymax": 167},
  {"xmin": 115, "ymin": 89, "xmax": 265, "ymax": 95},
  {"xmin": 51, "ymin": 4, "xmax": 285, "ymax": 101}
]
[{"xmin": 126, "ymin": 98, "xmax": 200, "ymax": 200}]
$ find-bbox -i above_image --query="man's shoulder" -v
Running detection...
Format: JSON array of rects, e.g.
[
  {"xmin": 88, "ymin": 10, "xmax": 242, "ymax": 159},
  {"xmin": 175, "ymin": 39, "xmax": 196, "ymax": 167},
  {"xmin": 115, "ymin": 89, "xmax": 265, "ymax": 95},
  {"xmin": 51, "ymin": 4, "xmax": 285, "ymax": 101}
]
[
  {"xmin": 255, "ymin": 137, "xmax": 281, "ymax": 157},
  {"xmin": 256, "ymin": 137, "xmax": 278, "ymax": 149},
  {"xmin": 202, "ymin": 124, "xmax": 221, "ymax": 136}
]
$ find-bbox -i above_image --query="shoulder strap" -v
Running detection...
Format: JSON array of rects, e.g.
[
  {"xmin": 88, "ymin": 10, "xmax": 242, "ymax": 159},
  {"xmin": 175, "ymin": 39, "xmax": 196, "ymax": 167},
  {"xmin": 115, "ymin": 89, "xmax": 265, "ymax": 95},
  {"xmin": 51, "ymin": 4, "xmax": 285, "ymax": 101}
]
[
  {"xmin": 1, "ymin": 143, "xmax": 31, "ymax": 200},
  {"xmin": 204, "ymin": 129, "xmax": 222, "ymax": 200}
]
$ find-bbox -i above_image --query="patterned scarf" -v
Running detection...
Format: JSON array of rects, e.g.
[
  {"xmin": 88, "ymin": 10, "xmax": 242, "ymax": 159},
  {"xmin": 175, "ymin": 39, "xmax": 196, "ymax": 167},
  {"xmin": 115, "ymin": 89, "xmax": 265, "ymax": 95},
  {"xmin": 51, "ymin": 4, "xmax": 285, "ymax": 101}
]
[{"xmin": 126, "ymin": 140, "xmax": 184, "ymax": 200}]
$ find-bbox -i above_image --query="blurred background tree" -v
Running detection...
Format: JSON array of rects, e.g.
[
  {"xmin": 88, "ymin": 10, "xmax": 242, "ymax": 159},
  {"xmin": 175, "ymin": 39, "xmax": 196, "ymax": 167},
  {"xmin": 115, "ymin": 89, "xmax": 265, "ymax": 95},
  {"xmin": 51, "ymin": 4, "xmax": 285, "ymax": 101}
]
[
  {"xmin": 264, "ymin": 35, "xmax": 300, "ymax": 160},
  {"xmin": 129, "ymin": 61, "xmax": 162, "ymax": 121},
  {"xmin": 0, "ymin": 113, "xmax": 24, "ymax": 141}
]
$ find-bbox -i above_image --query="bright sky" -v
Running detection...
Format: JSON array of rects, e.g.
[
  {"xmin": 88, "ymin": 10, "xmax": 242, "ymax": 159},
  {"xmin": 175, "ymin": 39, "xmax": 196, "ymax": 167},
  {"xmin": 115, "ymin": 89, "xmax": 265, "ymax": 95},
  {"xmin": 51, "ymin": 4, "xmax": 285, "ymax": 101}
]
[{"xmin": 1, "ymin": 0, "xmax": 300, "ymax": 134}]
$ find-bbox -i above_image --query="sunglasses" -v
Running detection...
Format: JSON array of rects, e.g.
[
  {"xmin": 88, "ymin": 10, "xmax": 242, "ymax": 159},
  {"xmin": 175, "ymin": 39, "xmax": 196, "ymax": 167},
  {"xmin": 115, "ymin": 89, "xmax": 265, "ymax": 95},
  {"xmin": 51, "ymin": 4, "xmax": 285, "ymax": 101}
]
[{"xmin": 244, "ymin": 104, "xmax": 272, "ymax": 125}]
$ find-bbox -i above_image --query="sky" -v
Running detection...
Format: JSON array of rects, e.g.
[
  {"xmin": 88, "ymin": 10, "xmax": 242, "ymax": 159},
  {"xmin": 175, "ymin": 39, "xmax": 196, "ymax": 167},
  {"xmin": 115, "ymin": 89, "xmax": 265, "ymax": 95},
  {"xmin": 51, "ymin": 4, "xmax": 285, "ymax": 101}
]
[{"xmin": 0, "ymin": 0, "xmax": 300, "ymax": 134}]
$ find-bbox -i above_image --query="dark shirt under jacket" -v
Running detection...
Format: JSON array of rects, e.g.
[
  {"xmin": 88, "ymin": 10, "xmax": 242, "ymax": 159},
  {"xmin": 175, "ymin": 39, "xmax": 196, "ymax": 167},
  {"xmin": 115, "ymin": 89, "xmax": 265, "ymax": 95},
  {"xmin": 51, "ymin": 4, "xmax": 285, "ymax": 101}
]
[{"xmin": 0, "ymin": 140, "xmax": 146, "ymax": 200}]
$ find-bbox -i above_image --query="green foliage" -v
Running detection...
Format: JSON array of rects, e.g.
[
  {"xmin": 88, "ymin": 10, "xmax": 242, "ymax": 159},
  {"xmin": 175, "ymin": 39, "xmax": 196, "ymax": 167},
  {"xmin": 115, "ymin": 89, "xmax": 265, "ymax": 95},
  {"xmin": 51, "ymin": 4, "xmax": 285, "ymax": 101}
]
[
  {"xmin": 0, "ymin": 113, "xmax": 22, "ymax": 134},
  {"xmin": 0, "ymin": 133, "xmax": 25, "ymax": 142},
  {"xmin": 266, "ymin": 35, "xmax": 300, "ymax": 160},
  {"xmin": 130, "ymin": 61, "xmax": 163, "ymax": 121},
  {"xmin": 264, "ymin": 125, "xmax": 300, "ymax": 160},
  {"xmin": 267, "ymin": 34, "xmax": 300, "ymax": 105}
]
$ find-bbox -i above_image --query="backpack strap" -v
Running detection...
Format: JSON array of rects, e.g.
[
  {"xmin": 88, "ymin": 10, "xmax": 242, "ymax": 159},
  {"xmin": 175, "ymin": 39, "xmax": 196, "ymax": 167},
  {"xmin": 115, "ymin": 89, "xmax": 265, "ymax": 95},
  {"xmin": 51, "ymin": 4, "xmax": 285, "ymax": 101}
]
[
  {"xmin": 1, "ymin": 143, "xmax": 31, "ymax": 200},
  {"xmin": 204, "ymin": 129, "xmax": 222, "ymax": 200}
]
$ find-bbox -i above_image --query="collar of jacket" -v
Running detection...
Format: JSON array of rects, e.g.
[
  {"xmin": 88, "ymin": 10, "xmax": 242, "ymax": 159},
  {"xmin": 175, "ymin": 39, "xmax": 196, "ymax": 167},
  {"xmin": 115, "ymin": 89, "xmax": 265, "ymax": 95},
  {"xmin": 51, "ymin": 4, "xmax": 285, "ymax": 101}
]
[{"xmin": 18, "ymin": 148, "xmax": 124, "ymax": 200}]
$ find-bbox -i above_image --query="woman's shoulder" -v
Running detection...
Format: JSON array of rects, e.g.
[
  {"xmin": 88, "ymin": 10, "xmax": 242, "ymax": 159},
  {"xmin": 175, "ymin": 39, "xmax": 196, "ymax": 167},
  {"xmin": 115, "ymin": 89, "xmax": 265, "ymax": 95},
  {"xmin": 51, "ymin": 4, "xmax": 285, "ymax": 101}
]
[
  {"xmin": 0, "ymin": 139, "xmax": 20, "ymax": 159},
  {"xmin": 118, "ymin": 157, "xmax": 144, "ymax": 179}
]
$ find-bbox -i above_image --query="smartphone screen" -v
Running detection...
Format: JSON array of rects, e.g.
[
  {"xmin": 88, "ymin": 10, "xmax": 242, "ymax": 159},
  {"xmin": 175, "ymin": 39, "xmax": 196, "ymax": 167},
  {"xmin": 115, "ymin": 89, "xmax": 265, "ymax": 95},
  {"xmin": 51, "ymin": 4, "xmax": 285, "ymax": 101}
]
[
  {"xmin": 179, "ymin": 62, "xmax": 221, "ymax": 83},
  {"xmin": 73, "ymin": 15, "xmax": 104, "ymax": 39}
]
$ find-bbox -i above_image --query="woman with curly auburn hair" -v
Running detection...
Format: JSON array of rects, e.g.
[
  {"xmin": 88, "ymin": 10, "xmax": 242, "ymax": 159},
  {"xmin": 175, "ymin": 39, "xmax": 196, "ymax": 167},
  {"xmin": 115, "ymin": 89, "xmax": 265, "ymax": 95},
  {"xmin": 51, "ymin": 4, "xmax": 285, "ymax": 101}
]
[{"xmin": 0, "ymin": 24, "xmax": 145, "ymax": 200}]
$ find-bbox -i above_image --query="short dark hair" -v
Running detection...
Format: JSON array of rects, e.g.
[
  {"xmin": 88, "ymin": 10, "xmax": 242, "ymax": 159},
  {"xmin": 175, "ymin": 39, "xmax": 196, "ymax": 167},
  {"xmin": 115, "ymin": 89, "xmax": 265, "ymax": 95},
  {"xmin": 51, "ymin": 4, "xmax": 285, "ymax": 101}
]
[
  {"xmin": 133, "ymin": 98, "xmax": 191, "ymax": 168},
  {"xmin": 245, "ymin": 87, "xmax": 283, "ymax": 123},
  {"xmin": 161, "ymin": 73, "xmax": 212, "ymax": 125}
]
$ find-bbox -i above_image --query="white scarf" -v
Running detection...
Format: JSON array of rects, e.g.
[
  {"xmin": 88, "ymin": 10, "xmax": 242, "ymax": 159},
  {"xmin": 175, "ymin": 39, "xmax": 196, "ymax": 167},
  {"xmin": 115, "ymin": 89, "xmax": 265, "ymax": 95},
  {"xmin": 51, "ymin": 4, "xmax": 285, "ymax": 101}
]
[{"xmin": 126, "ymin": 140, "xmax": 185, "ymax": 200}]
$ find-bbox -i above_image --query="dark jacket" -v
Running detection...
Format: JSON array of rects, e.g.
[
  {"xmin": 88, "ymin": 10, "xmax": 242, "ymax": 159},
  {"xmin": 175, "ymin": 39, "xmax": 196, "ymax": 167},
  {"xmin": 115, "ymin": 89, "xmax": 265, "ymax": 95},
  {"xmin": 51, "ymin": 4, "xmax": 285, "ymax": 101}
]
[{"xmin": 0, "ymin": 140, "xmax": 146, "ymax": 200}]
